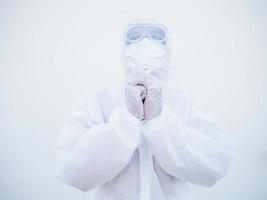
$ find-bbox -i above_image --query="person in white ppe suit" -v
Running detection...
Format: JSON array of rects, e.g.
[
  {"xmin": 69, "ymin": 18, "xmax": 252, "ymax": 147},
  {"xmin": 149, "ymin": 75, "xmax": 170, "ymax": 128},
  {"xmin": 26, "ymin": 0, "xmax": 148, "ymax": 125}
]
[{"xmin": 55, "ymin": 21, "xmax": 233, "ymax": 200}]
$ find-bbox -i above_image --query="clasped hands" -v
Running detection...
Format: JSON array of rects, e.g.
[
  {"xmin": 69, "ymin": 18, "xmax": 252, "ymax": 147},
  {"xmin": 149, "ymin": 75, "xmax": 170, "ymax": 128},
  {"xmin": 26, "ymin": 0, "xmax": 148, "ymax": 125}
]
[{"xmin": 125, "ymin": 84, "xmax": 162, "ymax": 121}]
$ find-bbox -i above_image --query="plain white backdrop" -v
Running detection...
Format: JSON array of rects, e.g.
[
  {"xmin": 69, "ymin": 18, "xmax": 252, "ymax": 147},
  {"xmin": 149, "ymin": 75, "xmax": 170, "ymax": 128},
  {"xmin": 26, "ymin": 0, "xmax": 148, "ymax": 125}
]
[{"xmin": 1, "ymin": 0, "xmax": 267, "ymax": 199}]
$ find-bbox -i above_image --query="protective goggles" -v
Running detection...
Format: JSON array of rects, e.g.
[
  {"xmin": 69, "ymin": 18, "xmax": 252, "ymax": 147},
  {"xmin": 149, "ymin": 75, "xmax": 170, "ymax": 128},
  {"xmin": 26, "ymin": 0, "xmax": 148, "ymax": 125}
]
[{"xmin": 125, "ymin": 23, "xmax": 168, "ymax": 45}]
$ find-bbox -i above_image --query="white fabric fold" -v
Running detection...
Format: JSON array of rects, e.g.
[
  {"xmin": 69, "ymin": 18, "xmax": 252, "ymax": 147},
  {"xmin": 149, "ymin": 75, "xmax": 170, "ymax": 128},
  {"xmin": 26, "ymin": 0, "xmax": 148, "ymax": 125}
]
[
  {"xmin": 141, "ymin": 105, "xmax": 233, "ymax": 187},
  {"xmin": 55, "ymin": 97, "xmax": 141, "ymax": 191}
]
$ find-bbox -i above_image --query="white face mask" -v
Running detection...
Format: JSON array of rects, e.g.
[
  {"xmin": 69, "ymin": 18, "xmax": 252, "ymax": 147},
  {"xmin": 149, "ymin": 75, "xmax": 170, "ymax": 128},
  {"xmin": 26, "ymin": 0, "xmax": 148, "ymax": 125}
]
[{"xmin": 123, "ymin": 38, "xmax": 170, "ymax": 88}]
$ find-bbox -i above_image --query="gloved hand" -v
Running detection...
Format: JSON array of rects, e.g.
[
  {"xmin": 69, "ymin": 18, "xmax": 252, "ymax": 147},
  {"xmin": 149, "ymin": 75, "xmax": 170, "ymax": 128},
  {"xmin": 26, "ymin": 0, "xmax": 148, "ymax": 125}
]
[
  {"xmin": 144, "ymin": 86, "xmax": 162, "ymax": 120},
  {"xmin": 125, "ymin": 84, "xmax": 147, "ymax": 120}
]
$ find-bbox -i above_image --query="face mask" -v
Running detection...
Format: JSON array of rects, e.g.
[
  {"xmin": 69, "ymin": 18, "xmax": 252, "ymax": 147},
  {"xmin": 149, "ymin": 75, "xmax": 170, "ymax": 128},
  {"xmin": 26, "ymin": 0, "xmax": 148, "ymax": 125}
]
[{"xmin": 123, "ymin": 38, "xmax": 170, "ymax": 88}]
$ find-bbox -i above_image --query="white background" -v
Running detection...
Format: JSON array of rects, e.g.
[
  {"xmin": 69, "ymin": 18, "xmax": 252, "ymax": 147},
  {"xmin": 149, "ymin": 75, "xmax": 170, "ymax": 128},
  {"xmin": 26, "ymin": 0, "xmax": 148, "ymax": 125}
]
[{"xmin": 1, "ymin": 0, "xmax": 267, "ymax": 199}]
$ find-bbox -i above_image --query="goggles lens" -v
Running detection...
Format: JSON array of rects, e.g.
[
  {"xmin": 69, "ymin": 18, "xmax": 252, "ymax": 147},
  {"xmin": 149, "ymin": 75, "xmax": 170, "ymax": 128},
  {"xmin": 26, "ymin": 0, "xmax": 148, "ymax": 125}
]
[
  {"xmin": 150, "ymin": 27, "xmax": 166, "ymax": 41},
  {"xmin": 126, "ymin": 26, "xmax": 144, "ymax": 41},
  {"xmin": 125, "ymin": 24, "xmax": 168, "ymax": 44}
]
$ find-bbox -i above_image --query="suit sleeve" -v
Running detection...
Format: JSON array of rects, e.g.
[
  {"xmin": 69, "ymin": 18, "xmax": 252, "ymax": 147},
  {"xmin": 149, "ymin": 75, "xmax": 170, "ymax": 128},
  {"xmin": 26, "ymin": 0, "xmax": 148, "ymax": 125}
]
[
  {"xmin": 55, "ymin": 92, "xmax": 141, "ymax": 191},
  {"xmin": 141, "ymin": 95, "xmax": 233, "ymax": 187}
]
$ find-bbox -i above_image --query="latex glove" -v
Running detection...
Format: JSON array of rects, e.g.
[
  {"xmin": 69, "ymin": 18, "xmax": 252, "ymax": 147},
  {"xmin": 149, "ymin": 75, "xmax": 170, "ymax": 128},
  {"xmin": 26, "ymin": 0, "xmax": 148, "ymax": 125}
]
[
  {"xmin": 144, "ymin": 86, "xmax": 162, "ymax": 120},
  {"xmin": 125, "ymin": 85, "xmax": 147, "ymax": 120}
]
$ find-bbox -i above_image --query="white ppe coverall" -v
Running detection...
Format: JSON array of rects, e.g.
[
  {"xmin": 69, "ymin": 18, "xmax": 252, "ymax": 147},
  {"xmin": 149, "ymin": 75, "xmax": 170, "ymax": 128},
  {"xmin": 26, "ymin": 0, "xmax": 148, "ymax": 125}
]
[
  {"xmin": 55, "ymin": 86, "xmax": 233, "ymax": 199},
  {"xmin": 55, "ymin": 21, "xmax": 233, "ymax": 200}
]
